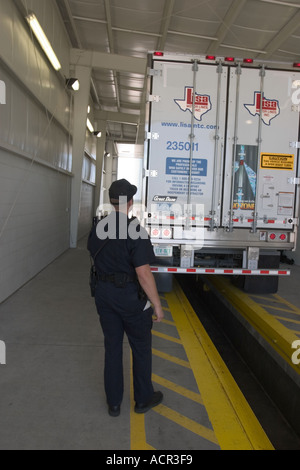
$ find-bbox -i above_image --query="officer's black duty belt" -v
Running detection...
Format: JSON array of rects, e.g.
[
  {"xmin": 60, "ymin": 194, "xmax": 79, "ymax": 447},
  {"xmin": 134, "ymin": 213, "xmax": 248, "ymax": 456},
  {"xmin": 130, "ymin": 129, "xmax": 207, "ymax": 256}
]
[{"xmin": 98, "ymin": 272, "xmax": 135, "ymax": 285}]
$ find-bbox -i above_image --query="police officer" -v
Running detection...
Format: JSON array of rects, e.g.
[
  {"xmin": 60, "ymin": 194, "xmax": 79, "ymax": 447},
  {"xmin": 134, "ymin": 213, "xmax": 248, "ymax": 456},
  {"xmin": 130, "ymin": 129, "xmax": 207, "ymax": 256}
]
[{"xmin": 88, "ymin": 179, "xmax": 164, "ymax": 417}]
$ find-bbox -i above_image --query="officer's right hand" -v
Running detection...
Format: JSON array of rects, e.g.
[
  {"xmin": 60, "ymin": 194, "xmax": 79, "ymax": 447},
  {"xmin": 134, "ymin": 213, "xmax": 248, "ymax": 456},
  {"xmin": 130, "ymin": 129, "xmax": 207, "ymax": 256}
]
[{"xmin": 153, "ymin": 305, "xmax": 164, "ymax": 322}]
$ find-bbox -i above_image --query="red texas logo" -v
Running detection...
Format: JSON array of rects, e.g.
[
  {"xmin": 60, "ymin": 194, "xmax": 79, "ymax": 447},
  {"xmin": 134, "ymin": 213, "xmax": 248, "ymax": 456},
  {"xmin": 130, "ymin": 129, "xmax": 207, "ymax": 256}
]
[
  {"xmin": 244, "ymin": 92, "xmax": 280, "ymax": 125},
  {"xmin": 174, "ymin": 87, "xmax": 212, "ymax": 121}
]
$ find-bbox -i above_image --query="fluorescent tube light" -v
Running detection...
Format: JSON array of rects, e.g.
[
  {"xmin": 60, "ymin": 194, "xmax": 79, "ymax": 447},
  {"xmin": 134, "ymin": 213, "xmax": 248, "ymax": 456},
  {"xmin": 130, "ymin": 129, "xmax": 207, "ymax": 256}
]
[
  {"xmin": 26, "ymin": 12, "xmax": 61, "ymax": 71},
  {"xmin": 87, "ymin": 118, "xmax": 94, "ymax": 133}
]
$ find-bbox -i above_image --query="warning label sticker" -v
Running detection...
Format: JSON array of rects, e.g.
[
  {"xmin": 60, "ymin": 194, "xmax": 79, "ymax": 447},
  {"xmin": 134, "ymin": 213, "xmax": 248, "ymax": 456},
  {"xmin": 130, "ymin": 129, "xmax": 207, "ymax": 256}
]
[{"xmin": 260, "ymin": 153, "xmax": 294, "ymax": 170}]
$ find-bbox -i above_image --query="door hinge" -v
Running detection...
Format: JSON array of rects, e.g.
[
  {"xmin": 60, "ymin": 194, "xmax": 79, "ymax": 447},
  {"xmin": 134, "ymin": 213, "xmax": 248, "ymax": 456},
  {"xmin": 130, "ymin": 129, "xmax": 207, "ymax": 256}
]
[
  {"xmin": 149, "ymin": 94, "xmax": 161, "ymax": 103},
  {"xmin": 146, "ymin": 131, "xmax": 159, "ymax": 140},
  {"xmin": 144, "ymin": 169, "xmax": 158, "ymax": 177},
  {"xmin": 148, "ymin": 68, "xmax": 162, "ymax": 77},
  {"xmin": 288, "ymin": 177, "xmax": 300, "ymax": 185},
  {"xmin": 289, "ymin": 141, "xmax": 300, "ymax": 149}
]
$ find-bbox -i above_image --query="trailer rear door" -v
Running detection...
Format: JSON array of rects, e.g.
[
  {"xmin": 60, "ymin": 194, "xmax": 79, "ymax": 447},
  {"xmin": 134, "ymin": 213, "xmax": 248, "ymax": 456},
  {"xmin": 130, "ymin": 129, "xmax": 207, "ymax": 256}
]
[
  {"xmin": 146, "ymin": 59, "xmax": 227, "ymax": 228},
  {"xmin": 222, "ymin": 66, "xmax": 299, "ymax": 231}
]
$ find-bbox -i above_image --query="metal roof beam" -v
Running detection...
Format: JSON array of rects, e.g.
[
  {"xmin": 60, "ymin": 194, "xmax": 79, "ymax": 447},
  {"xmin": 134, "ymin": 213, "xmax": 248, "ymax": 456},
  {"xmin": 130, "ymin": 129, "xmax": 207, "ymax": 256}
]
[
  {"xmin": 257, "ymin": 9, "xmax": 300, "ymax": 59},
  {"xmin": 95, "ymin": 110, "xmax": 139, "ymax": 125},
  {"xmin": 206, "ymin": 0, "xmax": 247, "ymax": 55},
  {"xmin": 70, "ymin": 49, "xmax": 147, "ymax": 75},
  {"xmin": 156, "ymin": 0, "xmax": 175, "ymax": 51}
]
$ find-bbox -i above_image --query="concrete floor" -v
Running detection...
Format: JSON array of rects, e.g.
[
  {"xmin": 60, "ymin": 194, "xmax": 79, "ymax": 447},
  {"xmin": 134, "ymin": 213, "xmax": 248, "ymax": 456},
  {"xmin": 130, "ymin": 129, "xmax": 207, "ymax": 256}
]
[
  {"xmin": 0, "ymin": 237, "xmax": 132, "ymax": 450},
  {"xmin": 1, "ymin": 238, "xmax": 299, "ymax": 450}
]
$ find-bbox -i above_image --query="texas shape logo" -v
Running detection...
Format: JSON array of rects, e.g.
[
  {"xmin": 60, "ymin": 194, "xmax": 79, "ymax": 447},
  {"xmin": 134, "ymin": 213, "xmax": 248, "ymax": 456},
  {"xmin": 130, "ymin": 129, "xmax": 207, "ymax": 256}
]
[
  {"xmin": 244, "ymin": 92, "xmax": 280, "ymax": 125},
  {"xmin": 174, "ymin": 86, "xmax": 212, "ymax": 121}
]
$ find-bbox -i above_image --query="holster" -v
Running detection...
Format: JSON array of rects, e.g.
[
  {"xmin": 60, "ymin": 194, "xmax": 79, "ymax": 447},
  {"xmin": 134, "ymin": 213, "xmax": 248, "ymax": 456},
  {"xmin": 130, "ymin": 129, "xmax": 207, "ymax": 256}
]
[{"xmin": 99, "ymin": 272, "xmax": 135, "ymax": 288}]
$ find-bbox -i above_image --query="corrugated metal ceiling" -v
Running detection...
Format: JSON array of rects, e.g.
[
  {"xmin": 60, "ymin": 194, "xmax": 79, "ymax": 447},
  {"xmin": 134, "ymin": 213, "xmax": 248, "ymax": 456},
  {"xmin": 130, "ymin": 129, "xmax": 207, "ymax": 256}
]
[{"xmin": 55, "ymin": 0, "xmax": 300, "ymax": 144}]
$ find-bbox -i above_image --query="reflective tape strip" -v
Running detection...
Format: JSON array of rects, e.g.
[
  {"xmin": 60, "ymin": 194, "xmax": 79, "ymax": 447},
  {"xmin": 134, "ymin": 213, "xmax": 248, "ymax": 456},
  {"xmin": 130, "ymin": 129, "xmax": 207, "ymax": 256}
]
[{"xmin": 150, "ymin": 267, "xmax": 290, "ymax": 276}]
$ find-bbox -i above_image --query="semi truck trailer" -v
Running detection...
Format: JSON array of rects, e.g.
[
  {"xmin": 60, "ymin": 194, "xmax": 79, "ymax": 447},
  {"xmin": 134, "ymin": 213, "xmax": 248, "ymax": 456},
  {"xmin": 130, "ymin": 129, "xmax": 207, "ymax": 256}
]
[{"xmin": 143, "ymin": 52, "xmax": 300, "ymax": 293}]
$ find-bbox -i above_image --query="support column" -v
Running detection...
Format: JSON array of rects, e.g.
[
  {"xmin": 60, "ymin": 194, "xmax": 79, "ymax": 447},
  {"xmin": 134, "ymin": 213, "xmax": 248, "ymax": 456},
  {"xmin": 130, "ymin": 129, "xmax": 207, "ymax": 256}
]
[
  {"xmin": 94, "ymin": 119, "xmax": 107, "ymax": 215},
  {"xmin": 69, "ymin": 65, "xmax": 91, "ymax": 248}
]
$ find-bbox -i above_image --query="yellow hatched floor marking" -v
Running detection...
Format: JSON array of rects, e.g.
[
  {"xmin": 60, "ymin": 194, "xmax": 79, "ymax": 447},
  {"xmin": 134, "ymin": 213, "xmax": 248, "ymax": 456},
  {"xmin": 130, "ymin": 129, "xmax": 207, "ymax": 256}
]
[
  {"xmin": 208, "ymin": 276, "xmax": 300, "ymax": 376},
  {"xmin": 251, "ymin": 294, "xmax": 283, "ymax": 303},
  {"xmin": 151, "ymin": 330, "xmax": 182, "ymax": 344},
  {"xmin": 151, "ymin": 373, "xmax": 204, "ymax": 405},
  {"xmin": 273, "ymin": 315, "xmax": 300, "ymax": 325},
  {"xmin": 153, "ymin": 404, "xmax": 219, "ymax": 445},
  {"xmin": 251, "ymin": 294, "xmax": 300, "ymax": 316},
  {"xmin": 130, "ymin": 358, "xmax": 155, "ymax": 451},
  {"xmin": 273, "ymin": 294, "xmax": 300, "ymax": 315},
  {"xmin": 257, "ymin": 303, "xmax": 297, "ymax": 314},
  {"xmin": 165, "ymin": 280, "xmax": 274, "ymax": 450},
  {"xmin": 161, "ymin": 318, "xmax": 176, "ymax": 326},
  {"xmin": 152, "ymin": 348, "xmax": 191, "ymax": 369}
]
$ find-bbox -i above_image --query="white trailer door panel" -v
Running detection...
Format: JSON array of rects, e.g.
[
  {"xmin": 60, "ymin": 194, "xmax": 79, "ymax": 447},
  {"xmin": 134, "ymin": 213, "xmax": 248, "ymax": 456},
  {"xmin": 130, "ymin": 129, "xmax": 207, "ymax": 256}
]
[
  {"xmin": 147, "ymin": 60, "xmax": 227, "ymax": 227},
  {"xmin": 223, "ymin": 67, "xmax": 299, "ymax": 230}
]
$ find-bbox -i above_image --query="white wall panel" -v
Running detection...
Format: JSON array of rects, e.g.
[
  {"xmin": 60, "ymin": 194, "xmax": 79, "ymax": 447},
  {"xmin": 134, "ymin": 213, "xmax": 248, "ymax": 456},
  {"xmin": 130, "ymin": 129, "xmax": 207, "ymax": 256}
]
[
  {"xmin": 10, "ymin": 84, "xmax": 27, "ymax": 151},
  {"xmin": 0, "ymin": 0, "xmax": 95, "ymax": 301},
  {"xmin": 0, "ymin": 64, "xmax": 71, "ymax": 171},
  {"xmin": 0, "ymin": 0, "xmax": 14, "ymax": 66},
  {"xmin": 0, "ymin": 0, "xmax": 71, "ymax": 132},
  {"xmin": 78, "ymin": 182, "xmax": 94, "ymax": 241},
  {"xmin": 0, "ymin": 148, "xmax": 71, "ymax": 303},
  {"xmin": 26, "ymin": 98, "xmax": 40, "ymax": 155}
]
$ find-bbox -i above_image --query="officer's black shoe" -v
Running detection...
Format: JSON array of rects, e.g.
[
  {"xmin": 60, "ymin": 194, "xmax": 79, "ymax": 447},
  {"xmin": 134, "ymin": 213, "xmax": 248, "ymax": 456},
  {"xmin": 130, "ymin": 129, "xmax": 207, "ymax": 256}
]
[
  {"xmin": 108, "ymin": 405, "xmax": 120, "ymax": 417},
  {"xmin": 134, "ymin": 391, "xmax": 163, "ymax": 414}
]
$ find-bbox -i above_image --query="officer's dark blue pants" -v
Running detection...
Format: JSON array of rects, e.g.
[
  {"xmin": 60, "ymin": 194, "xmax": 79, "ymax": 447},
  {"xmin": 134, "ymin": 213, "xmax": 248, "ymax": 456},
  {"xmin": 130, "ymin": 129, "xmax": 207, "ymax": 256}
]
[{"xmin": 95, "ymin": 285, "xmax": 154, "ymax": 407}]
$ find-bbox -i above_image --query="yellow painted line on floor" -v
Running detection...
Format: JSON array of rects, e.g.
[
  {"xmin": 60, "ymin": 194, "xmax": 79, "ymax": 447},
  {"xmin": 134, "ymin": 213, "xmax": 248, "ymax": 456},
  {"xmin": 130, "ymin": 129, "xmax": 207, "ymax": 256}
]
[
  {"xmin": 152, "ymin": 330, "xmax": 182, "ymax": 344},
  {"xmin": 251, "ymin": 294, "xmax": 283, "ymax": 303},
  {"xmin": 207, "ymin": 276, "xmax": 300, "ymax": 376},
  {"xmin": 153, "ymin": 404, "xmax": 219, "ymax": 445},
  {"xmin": 273, "ymin": 294, "xmax": 300, "ymax": 316},
  {"xmin": 165, "ymin": 280, "xmax": 274, "ymax": 450},
  {"xmin": 274, "ymin": 316, "xmax": 300, "ymax": 325},
  {"xmin": 152, "ymin": 348, "xmax": 191, "ymax": 369},
  {"xmin": 161, "ymin": 318, "xmax": 176, "ymax": 326},
  {"xmin": 152, "ymin": 373, "xmax": 204, "ymax": 405},
  {"xmin": 130, "ymin": 355, "xmax": 155, "ymax": 451},
  {"xmin": 162, "ymin": 306, "xmax": 171, "ymax": 310},
  {"xmin": 257, "ymin": 303, "xmax": 297, "ymax": 314}
]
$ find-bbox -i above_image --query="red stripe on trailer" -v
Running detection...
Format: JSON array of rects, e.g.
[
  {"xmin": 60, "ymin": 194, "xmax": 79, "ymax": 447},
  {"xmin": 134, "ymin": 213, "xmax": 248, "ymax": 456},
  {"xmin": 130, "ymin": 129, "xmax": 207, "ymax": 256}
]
[{"xmin": 150, "ymin": 267, "xmax": 290, "ymax": 275}]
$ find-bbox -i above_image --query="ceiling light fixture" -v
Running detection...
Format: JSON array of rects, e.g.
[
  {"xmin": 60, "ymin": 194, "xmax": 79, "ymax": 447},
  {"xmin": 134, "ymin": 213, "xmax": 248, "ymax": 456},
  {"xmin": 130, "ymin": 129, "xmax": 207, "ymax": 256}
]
[
  {"xmin": 25, "ymin": 12, "xmax": 61, "ymax": 71},
  {"xmin": 66, "ymin": 78, "xmax": 80, "ymax": 91},
  {"xmin": 93, "ymin": 131, "xmax": 102, "ymax": 138},
  {"xmin": 86, "ymin": 118, "xmax": 94, "ymax": 133}
]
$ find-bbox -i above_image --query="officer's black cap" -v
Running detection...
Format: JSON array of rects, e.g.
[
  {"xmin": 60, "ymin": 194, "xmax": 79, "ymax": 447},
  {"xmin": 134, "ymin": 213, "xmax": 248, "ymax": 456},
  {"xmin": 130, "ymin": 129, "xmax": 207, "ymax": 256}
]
[{"xmin": 109, "ymin": 179, "xmax": 137, "ymax": 204}]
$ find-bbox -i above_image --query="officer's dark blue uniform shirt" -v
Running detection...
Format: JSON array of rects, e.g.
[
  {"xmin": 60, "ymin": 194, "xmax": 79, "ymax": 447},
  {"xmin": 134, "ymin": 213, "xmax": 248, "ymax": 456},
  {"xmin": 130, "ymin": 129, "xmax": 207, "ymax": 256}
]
[{"xmin": 88, "ymin": 212, "xmax": 156, "ymax": 314}]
